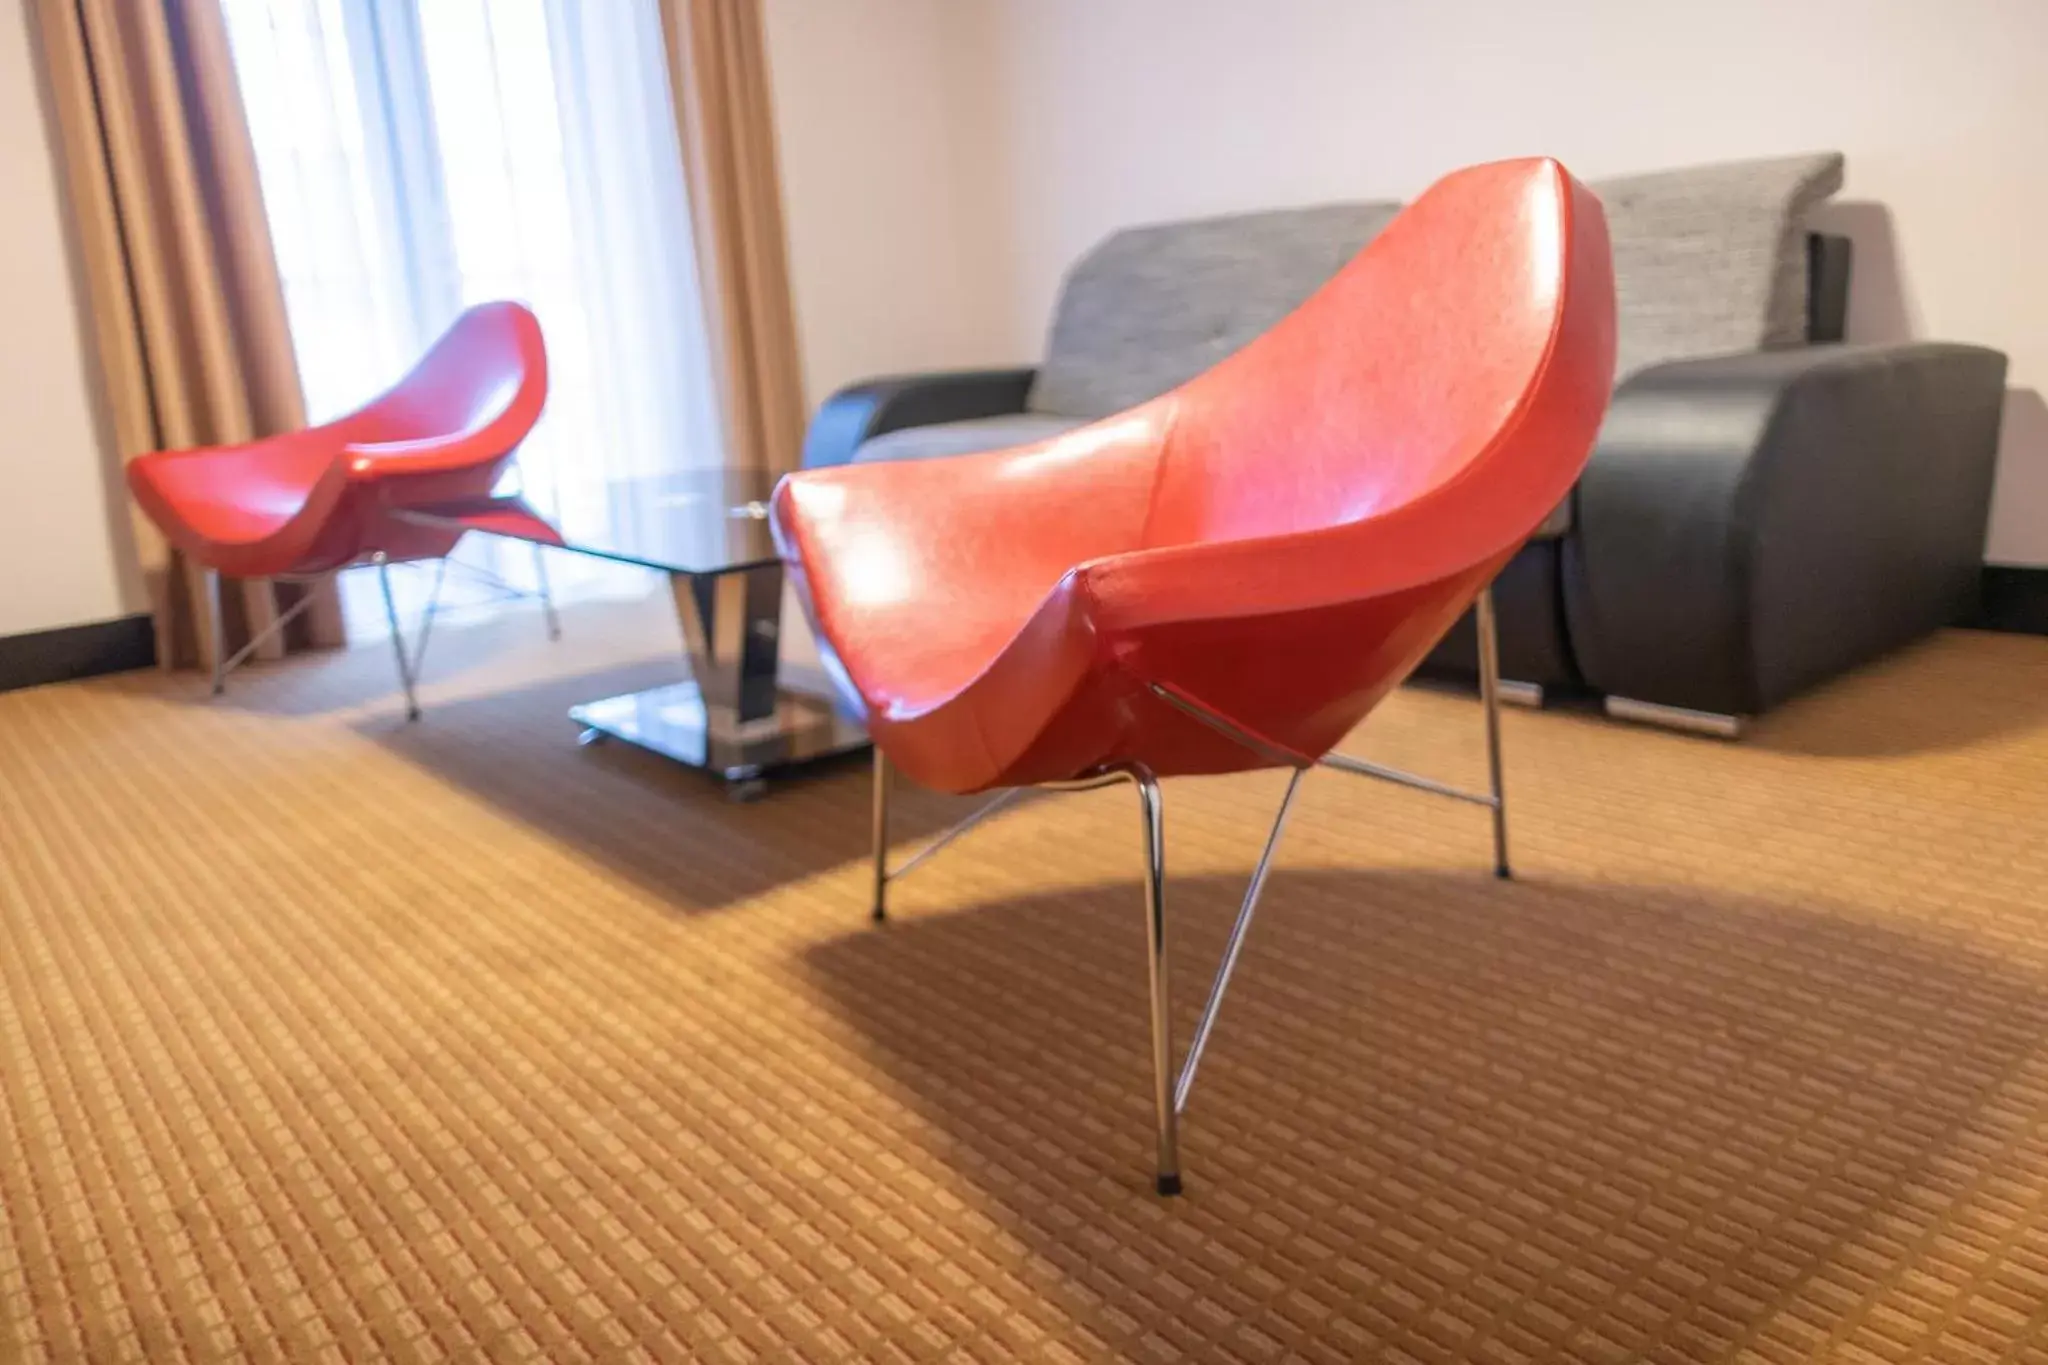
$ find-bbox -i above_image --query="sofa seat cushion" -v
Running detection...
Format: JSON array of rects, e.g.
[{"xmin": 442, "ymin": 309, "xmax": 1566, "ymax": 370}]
[{"xmin": 854, "ymin": 414, "xmax": 1086, "ymax": 465}]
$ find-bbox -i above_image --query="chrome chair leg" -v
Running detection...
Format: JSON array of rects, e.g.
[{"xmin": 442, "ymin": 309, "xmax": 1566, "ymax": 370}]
[
  {"xmin": 198, "ymin": 570, "xmax": 329, "ymax": 698},
  {"xmin": 866, "ymin": 757, "xmax": 1309, "ymax": 1194},
  {"xmin": 1475, "ymin": 585, "xmax": 1510, "ymax": 879},
  {"xmin": 532, "ymin": 543, "xmax": 562, "ymax": 642},
  {"xmin": 868, "ymin": 761, "xmax": 1030, "ymax": 923},
  {"xmin": 1174, "ymin": 767, "xmax": 1304, "ymax": 1119},
  {"xmin": 375, "ymin": 552, "xmax": 422, "ymax": 722},
  {"xmin": 870, "ymin": 748, "xmax": 891, "ymax": 922},
  {"xmin": 408, "ymin": 557, "xmax": 450, "ymax": 682},
  {"xmin": 203, "ymin": 568, "xmax": 226, "ymax": 696},
  {"xmin": 1128, "ymin": 766, "xmax": 1180, "ymax": 1195}
]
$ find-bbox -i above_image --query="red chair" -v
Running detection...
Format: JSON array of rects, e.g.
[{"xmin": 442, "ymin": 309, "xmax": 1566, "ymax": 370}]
[
  {"xmin": 772, "ymin": 158, "xmax": 1617, "ymax": 1194},
  {"xmin": 128, "ymin": 302, "xmax": 550, "ymax": 716}
]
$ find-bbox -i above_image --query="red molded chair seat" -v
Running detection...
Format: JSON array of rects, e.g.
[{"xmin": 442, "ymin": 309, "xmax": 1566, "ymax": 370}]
[
  {"xmin": 128, "ymin": 428, "xmax": 353, "ymax": 580},
  {"xmin": 776, "ymin": 159, "xmax": 1616, "ymax": 797},
  {"xmin": 772, "ymin": 157, "xmax": 1617, "ymax": 1197},
  {"xmin": 127, "ymin": 301, "xmax": 549, "ymax": 712},
  {"xmin": 129, "ymin": 300, "xmax": 549, "ymax": 581}
]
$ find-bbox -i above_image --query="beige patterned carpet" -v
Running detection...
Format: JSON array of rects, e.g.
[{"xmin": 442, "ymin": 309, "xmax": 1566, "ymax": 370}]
[{"xmin": 5, "ymin": 593, "xmax": 2048, "ymax": 1363}]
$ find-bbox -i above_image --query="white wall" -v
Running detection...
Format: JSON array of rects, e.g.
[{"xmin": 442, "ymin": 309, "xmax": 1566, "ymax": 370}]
[
  {"xmin": 761, "ymin": 0, "xmax": 1019, "ymax": 406},
  {"xmin": 789, "ymin": 0, "xmax": 2048, "ymax": 566},
  {"xmin": 0, "ymin": 8, "xmax": 132, "ymax": 635}
]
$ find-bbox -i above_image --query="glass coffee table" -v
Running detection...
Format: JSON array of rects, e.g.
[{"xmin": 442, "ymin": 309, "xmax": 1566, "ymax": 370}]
[{"xmin": 399, "ymin": 470, "xmax": 868, "ymax": 798}]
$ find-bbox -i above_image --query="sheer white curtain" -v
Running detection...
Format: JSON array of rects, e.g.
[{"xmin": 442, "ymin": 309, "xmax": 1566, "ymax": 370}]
[{"xmin": 222, "ymin": 0, "xmax": 726, "ymax": 628}]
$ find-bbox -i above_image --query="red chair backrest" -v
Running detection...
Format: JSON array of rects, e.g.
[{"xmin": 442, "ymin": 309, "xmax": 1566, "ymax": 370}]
[
  {"xmin": 328, "ymin": 300, "xmax": 550, "ymax": 564},
  {"xmin": 1140, "ymin": 159, "xmax": 1615, "ymax": 550},
  {"xmin": 341, "ymin": 300, "xmax": 549, "ymax": 489}
]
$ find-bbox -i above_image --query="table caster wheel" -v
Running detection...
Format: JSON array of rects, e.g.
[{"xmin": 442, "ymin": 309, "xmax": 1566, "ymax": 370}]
[{"xmin": 727, "ymin": 777, "xmax": 768, "ymax": 803}]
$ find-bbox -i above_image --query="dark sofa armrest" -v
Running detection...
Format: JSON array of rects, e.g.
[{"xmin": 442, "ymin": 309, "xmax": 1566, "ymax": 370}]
[
  {"xmin": 1563, "ymin": 343, "xmax": 2008, "ymax": 716},
  {"xmin": 800, "ymin": 368, "xmax": 1038, "ymax": 469}
]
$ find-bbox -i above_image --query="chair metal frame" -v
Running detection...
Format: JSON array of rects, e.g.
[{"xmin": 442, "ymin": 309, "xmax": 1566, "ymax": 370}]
[
  {"xmin": 201, "ymin": 543, "xmax": 561, "ymax": 720},
  {"xmin": 867, "ymin": 584, "xmax": 1513, "ymax": 1195}
]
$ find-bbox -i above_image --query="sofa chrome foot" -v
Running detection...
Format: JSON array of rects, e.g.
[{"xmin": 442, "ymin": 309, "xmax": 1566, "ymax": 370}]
[
  {"xmin": 1603, "ymin": 696, "xmax": 1745, "ymax": 739},
  {"xmin": 1497, "ymin": 680, "xmax": 1544, "ymax": 708}
]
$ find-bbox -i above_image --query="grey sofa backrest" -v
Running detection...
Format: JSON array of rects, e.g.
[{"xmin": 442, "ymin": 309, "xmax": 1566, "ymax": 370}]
[
  {"xmin": 1026, "ymin": 201, "xmax": 1403, "ymax": 420},
  {"xmin": 1027, "ymin": 153, "xmax": 1846, "ymax": 421},
  {"xmin": 1598, "ymin": 152, "xmax": 1845, "ymax": 381}
]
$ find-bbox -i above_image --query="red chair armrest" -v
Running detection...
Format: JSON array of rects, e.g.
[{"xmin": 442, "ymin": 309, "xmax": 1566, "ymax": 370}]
[
  {"xmin": 342, "ymin": 434, "xmax": 496, "ymax": 479},
  {"xmin": 778, "ymin": 432, "xmax": 1155, "ymax": 571},
  {"xmin": 772, "ymin": 417, "xmax": 1165, "ymax": 707}
]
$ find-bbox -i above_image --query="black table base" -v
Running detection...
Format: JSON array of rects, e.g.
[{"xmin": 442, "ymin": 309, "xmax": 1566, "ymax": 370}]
[
  {"xmin": 572, "ymin": 563, "xmax": 869, "ymax": 797},
  {"xmin": 570, "ymin": 680, "xmax": 868, "ymax": 799}
]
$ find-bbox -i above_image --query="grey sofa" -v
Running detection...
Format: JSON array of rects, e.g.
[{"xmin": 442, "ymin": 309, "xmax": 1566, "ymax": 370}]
[{"xmin": 800, "ymin": 153, "xmax": 2008, "ymax": 731}]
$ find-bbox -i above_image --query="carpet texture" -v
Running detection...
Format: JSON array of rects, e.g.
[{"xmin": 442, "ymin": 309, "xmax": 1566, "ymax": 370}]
[{"xmin": 4, "ymin": 596, "xmax": 2048, "ymax": 1363}]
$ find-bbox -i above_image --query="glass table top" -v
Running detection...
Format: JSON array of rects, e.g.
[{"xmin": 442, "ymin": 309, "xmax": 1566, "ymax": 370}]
[{"xmin": 401, "ymin": 468, "xmax": 781, "ymax": 576}]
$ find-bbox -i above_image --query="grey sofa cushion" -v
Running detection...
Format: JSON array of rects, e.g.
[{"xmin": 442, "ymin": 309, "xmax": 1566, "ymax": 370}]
[
  {"xmin": 853, "ymin": 414, "xmax": 1085, "ymax": 464},
  {"xmin": 1595, "ymin": 152, "xmax": 1845, "ymax": 381},
  {"xmin": 1027, "ymin": 201, "xmax": 1403, "ymax": 419},
  {"xmin": 1020, "ymin": 154, "xmax": 1844, "ymax": 423}
]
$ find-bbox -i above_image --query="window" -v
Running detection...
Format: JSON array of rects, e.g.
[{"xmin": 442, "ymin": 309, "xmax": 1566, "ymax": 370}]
[{"xmin": 223, "ymin": 0, "xmax": 724, "ymax": 625}]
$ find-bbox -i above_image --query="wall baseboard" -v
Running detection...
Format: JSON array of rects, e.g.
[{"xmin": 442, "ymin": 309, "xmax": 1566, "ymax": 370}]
[
  {"xmin": 1972, "ymin": 566, "xmax": 2048, "ymax": 637},
  {"xmin": 0, "ymin": 614, "xmax": 157, "ymax": 694}
]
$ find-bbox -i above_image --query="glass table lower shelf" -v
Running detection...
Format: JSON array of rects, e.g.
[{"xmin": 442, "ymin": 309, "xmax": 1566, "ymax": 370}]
[{"xmin": 570, "ymin": 681, "xmax": 871, "ymax": 798}]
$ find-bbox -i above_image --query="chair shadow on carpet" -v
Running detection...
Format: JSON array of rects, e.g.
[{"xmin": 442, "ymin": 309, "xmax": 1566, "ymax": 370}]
[
  {"xmin": 801, "ymin": 866, "xmax": 2048, "ymax": 1358},
  {"xmin": 357, "ymin": 658, "xmax": 984, "ymax": 914}
]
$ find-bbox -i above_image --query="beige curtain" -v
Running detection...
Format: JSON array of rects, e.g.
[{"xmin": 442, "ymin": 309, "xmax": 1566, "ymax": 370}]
[
  {"xmin": 660, "ymin": 0, "xmax": 808, "ymax": 477},
  {"xmin": 31, "ymin": 0, "xmax": 344, "ymax": 672}
]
